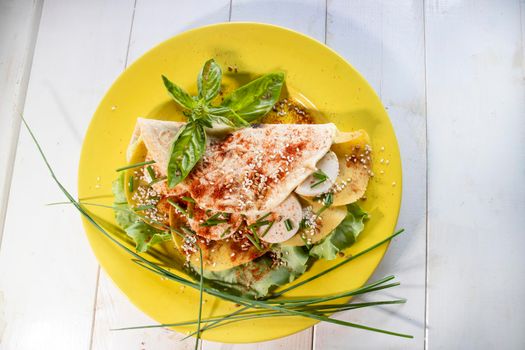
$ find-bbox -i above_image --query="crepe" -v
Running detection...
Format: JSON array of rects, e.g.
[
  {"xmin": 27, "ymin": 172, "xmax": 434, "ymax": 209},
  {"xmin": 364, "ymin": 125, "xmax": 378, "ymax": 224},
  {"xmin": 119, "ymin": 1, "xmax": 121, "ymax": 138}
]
[
  {"xmin": 124, "ymin": 118, "xmax": 371, "ymax": 271},
  {"xmin": 133, "ymin": 118, "xmax": 337, "ymax": 215}
]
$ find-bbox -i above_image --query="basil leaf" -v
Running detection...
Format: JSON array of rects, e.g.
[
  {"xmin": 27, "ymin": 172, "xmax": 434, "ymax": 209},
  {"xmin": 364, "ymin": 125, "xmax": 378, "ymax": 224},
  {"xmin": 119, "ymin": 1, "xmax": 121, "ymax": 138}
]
[
  {"xmin": 167, "ymin": 122, "xmax": 206, "ymax": 187},
  {"xmin": 221, "ymin": 72, "xmax": 285, "ymax": 122},
  {"xmin": 162, "ymin": 75, "xmax": 195, "ymax": 109},
  {"xmin": 198, "ymin": 59, "xmax": 222, "ymax": 102},
  {"xmin": 207, "ymin": 106, "xmax": 249, "ymax": 127}
]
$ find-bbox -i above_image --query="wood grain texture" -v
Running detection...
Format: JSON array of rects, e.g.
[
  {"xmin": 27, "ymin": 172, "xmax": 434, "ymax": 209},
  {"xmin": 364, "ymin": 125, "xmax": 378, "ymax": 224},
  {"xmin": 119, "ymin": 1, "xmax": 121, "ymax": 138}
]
[
  {"xmin": 91, "ymin": 0, "xmax": 325, "ymax": 349},
  {"xmin": 90, "ymin": 1, "xmax": 232, "ymax": 349},
  {"xmin": 230, "ymin": 0, "xmax": 326, "ymax": 42},
  {"xmin": 425, "ymin": 0, "xmax": 525, "ymax": 349},
  {"xmin": 91, "ymin": 270, "xmax": 196, "ymax": 350},
  {"xmin": 0, "ymin": 0, "xmax": 135, "ymax": 349},
  {"xmin": 0, "ymin": 0, "xmax": 42, "ymax": 247},
  {"xmin": 314, "ymin": 1, "xmax": 427, "ymax": 349}
]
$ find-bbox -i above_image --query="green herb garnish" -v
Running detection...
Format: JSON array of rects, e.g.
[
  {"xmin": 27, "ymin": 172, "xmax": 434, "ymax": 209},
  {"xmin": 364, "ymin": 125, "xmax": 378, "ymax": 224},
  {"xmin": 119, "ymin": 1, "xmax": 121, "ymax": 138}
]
[
  {"xmin": 167, "ymin": 198, "xmax": 188, "ymax": 217},
  {"xmin": 316, "ymin": 192, "xmax": 334, "ymax": 217},
  {"xmin": 133, "ymin": 204, "xmax": 156, "ymax": 211},
  {"xmin": 162, "ymin": 59, "xmax": 285, "ymax": 187},
  {"xmin": 311, "ymin": 169, "xmax": 329, "ymax": 188},
  {"xmin": 200, "ymin": 212, "xmax": 229, "ymax": 227},
  {"xmin": 182, "ymin": 196, "xmax": 195, "ymax": 203},
  {"xmin": 261, "ymin": 221, "xmax": 274, "ymax": 237},
  {"xmin": 300, "ymin": 234, "xmax": 312, "ymax": 249},
  {"xmin": 24, "ymin": 98, "xmax": 413, "ymax": 346},
  {"xmin": 284, "ymin": 218, "xmax": 293, "ymax": 231},
  {"xmin": 128, "ymin": 175, "xmax": 134, "ymax": 193},
  {"xmin": 181, "ymin": 225, "xmax": 196, "ymax": 236},
  {"xmin": 146, "ymin": 165, "xmax": 156, "ymax": 181},
  {"xmin": 149, "ymin": 176, "xmax": 166, "ymax": 185},
  {"xmin": 220, "ymin": 227, "xmax": 231, "ymax": 238},
  {"xmin": 246, "ymin": 233, "xmax": 262, "ymax": 250},
  {"xmin": 116, "ymin": 160, "xmax": 155, "ymax": 172},
  {"xmin": 256, "ymin": 212, "xmax": 271, "ymax": 222}
]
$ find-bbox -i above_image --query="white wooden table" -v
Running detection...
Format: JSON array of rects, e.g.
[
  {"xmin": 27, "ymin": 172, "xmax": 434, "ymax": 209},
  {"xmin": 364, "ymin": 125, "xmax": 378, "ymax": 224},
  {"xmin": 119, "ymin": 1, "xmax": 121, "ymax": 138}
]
[{"xmin": 1, "ymin": 0, "xmax": 523, "ymax": 349}]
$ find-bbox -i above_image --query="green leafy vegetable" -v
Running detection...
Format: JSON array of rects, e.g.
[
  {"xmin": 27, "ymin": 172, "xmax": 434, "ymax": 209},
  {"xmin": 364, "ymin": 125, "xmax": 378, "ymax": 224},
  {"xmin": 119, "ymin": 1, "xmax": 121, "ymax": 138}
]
[
  {"xmin": 309, "ymin": 203, "xmax": 368, "ymax": 260},
  {"xmin": 197, "ymin": 59, "xmax": 222, "ymax": 102},
  {"xmin": 112, "ymin": 173, "xmax": 171, "ymax": 252},
  {"xmin": 201, "ymin": 246, "xmax": 309, "ymax": 298},
  {"xmin": 125, "ymin": 221, "xmax": 172, "ymax": 253},
  {"xmin": 162, "ymin": 75, "xmax": 195, "ymax": 110},
  {"xmin": 220, "ymin": 73, "xmax": 285, "ymax": 122},
  {"xmin": 162, "ymin": 59, "xmax": 285, "ymax": 185},
  {"xmin": 167, "ymin": 121, "xmax": 206, "ymax": 187}
]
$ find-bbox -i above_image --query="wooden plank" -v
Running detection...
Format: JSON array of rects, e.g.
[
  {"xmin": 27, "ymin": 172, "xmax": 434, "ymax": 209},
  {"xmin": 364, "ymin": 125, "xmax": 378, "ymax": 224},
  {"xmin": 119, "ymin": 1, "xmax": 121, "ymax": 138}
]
[
  {"xmin": 203, "ymin": 330, "xmax": 313, "ymax": 350},
  {"xmin": 314, "ymin": 1, "xmax": 427, "ymax": 349},
  {"xmin": 90, "ymin": 1, "xmax": 231, "ymax": 349},
  {"xmin": 0, "ymin": 0, "xmax": 135, "ymax": 349},
  {"xmin": 0, "ymin": 0, "xmax": 42, "ymax": 246},
  {"xmin": 230, "ymin": 0, "xmax": 326, "ymax": 42},
  {"xmin": 208, "ymin": 1, "xmax": 326, "ymax": 348},
  {"xmin": 91, "ymin": 270, "xmax": 196, "ymax": 350},
  {"xmin": 126, "ymin": 0, "xmax": 232, "ymax": 63},
  {"xmin": 425, "ymin": 0, "xmax": 525, "ymax": 348}
]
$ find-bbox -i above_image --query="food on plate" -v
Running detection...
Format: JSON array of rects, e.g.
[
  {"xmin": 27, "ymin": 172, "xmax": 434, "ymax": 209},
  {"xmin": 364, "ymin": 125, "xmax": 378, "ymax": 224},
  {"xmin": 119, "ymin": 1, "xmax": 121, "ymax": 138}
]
[{"xmin": 112, "ymin": 59, "xmax": 373, "ymax": 297}]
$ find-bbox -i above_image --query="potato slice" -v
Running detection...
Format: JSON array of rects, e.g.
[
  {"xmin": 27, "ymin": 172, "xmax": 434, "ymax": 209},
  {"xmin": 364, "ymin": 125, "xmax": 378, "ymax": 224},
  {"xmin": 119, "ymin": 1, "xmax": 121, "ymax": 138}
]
[
  {"xmin": 330, "ymin": 129, "xmax": 372, "ymax": 206},
  {"xmin": 282, "ymin": 200, "xmax": 347, "ymax": 246}
]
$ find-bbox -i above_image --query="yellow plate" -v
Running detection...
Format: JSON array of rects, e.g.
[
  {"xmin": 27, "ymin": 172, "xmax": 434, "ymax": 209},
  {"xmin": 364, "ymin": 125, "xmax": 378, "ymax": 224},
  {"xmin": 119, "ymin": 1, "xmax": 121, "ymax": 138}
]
[{"xmin": 78, "ymin": 22, "xmax": 402, "ymax": 343}]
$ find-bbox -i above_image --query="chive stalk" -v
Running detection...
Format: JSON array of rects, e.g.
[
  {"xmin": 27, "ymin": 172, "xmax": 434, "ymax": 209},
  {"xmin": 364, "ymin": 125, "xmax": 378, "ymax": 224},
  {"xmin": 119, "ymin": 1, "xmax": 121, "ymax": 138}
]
[
  {"xmin": 116, "ymin": 160, "xmax": 155, "ymax": 172},
  {"xmin": 284, "ymin": 219, "xmax": 293, "ymax": 231},
  {"xmin": 128, "ymin": 176, "xmax": 134, "ymax": 193}
]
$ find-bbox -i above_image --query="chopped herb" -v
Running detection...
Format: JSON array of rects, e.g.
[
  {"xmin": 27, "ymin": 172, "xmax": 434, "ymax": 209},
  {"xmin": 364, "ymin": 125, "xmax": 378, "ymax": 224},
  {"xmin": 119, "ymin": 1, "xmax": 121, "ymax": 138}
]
[
  {"xmin": 182, "ymin": 196, "xmax": 195, "ymax": 203},
  {"xmin": 116, "ymin": 160, "xmax": 155, "ymax": 172},
  {"xmin": 323, "ymin": 192, "xmax": 334, "ymax": 207},
  {"xmin": 249, "ymin": 220, "xmax": 271, "ymax": 228},
  {"xmin": 134, "ymin": 204, "xmax": 155, "ymax": 211},
  {"xmin": 256, "ymin": 212, "xmax": 271, "ymax": 222},
  {"xmin": 149, "ymin": 176, "xmax": 167, "ymax": 185},
  {"xmin": 201, "ymin": 212, "xmax": 229, "ymax": 226},
  {"xmin": 284, "ymin": 219, "xmax": 293, "ymax": 231},
  {"xmin": 249, "ymin": 226, "xmax": 261, "ymax": 244},
  {"xmin": 181, "ymin": 226, "xmax": 196, "ymax": 236},
  {"xmin": 146, "ymin": 166, "xmax": 156, "ymax": 181},
  {"xmin": 168, "ymin": 198, "xmax": 188, "ymax": 216},
  {"xmin": 128, "ymin": 176, "xmax": 134, "ymax": 193},
  {"xmin": 187, "ymin": 203, "xmax": 194, "ymax": 219},
  {"xmin": 261, "ymin": 221, "xmax": 274, "ymax": 237},
  {"xmin": 311, "ymin": 169, "xmax": 329, "ymax": 188},
  {"xmin": 246, "ymin": 233, "xmax": 262, "ymax": 250},
  {"xmin": 220, "ymin": 227, "xmax": 231, "ymax": 238},
  {"xmin": 316, "ymin": 192, "xmax": 334, "ymax": 217},
  {"xmin": 299, "ymin": 218, "xmax": 310, "ymax": 230},
  {"xmin": 300, "ymin": 234, "xmax": 312, "ymax": 249},
  {"xmin": 200, "ymin": 219, "xmax": 228, "ymax": 227}
]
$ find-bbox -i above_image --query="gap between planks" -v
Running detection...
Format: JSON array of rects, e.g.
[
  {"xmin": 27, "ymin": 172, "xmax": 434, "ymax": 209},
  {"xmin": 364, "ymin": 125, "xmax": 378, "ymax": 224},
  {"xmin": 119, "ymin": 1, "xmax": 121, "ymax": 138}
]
[{"xmin": 0, "ymin": 0, "xmax": 44, "ymax": 251}]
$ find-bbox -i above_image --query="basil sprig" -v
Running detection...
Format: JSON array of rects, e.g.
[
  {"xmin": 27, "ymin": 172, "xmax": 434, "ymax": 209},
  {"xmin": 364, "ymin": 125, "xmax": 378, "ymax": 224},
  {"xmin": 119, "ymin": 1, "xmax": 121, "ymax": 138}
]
[{"xmin": 162, "ymin": 59, "xmax": 285, "ymax": 187}]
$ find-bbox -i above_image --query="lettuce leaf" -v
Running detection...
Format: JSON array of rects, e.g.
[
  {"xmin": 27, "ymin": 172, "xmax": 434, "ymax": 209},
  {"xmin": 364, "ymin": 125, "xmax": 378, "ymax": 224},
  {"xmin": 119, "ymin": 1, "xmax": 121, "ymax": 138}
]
[
  {"xmin": 112, "ymin": 173, "xmax": 171, "ymax": 252},
  {"xmin": 201, "ymin": 245, "xmax": 309, "ymax": 298},
  {"xmin": 309, "ymin": 203, "xmax": 368, "ymax": 260}
]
